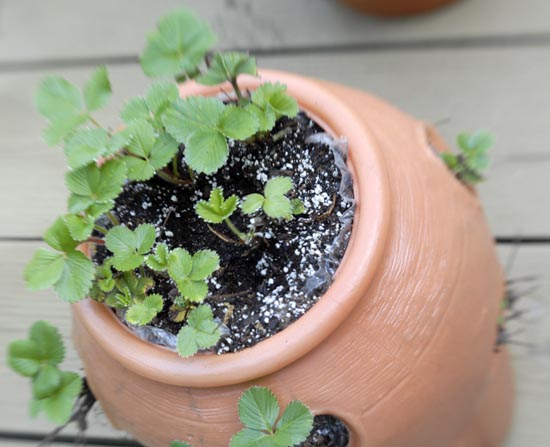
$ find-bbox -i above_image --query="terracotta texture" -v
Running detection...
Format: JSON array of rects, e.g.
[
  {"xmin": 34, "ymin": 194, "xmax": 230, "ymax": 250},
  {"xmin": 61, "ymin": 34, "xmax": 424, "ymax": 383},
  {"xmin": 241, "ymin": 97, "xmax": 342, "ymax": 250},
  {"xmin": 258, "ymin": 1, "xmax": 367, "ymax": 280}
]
[
  {"xmin": 72, "ymin": 70, "xmax": 514, "ymax": 447},
  {"xmin": 339, "ymin": 0, "xmax": 457, "ymax": 16}
]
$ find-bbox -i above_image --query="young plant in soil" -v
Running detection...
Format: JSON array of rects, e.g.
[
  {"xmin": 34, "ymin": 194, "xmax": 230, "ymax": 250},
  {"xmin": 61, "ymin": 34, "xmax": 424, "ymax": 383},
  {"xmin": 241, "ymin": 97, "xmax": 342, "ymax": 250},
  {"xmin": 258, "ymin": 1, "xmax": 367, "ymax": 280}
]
[
  {"xmin": 172, "ymin": 386, "xmax": 315, "ymax": 447},
  {"xmin": 440, "ymin": 131, "xmax": 494, "ymax": 184}
]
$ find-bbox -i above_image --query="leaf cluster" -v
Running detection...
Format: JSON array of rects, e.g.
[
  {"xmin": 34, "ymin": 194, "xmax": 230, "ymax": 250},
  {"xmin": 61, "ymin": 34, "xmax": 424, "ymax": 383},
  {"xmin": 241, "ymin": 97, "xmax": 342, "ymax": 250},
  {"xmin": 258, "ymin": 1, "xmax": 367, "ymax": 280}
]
[
  {"xmin": 230, "ymin": 387, "xmax": 314, "ymax": 447},
  {"xmin": 441, "ymin": 131, "xmax": 493, "ymax": 185},
  {"xmin": 6, "ymin": 321, "xmax": 82, "ymax": 425},
  {"xmin": 242, "ymin": 177, "xmax": 304, "ymax": 219},
  {"xmin": 36, "ymin": 66, "xmax": 111, "ymax": 146}
]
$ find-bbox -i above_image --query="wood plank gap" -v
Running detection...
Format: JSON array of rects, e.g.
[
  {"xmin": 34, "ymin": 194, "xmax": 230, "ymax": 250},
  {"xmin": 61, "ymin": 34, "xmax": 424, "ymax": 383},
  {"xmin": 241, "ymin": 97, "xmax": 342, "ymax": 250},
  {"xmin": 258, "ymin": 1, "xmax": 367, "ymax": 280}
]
[
  {"xmin": 0, "ymin": 431, "xmax": 140, "ymax": 446},
  {"xmin": 495, "ymin": 237, "xmax": 550, "ymax": 245},
  {"xmin": 4, "ymin": 31, "xmax": 550, "ymax": 73}
]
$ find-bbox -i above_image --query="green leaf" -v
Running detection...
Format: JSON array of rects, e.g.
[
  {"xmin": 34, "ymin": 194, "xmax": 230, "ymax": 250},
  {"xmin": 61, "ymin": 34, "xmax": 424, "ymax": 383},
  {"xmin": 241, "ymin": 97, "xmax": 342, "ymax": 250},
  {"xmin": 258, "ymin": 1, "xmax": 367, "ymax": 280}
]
[
  {"xmin": 43, "ymin": 113, "xmax": 89, "ymax": 146},
  {"xmin": 251, "ymin": 82, "xmax": 298, "ymax": 131},
  {"xmin": 63, "ymin": 213, "xmax": 95, "ymax": 241},
  {"xmin": 121, "ymin": 97, "xmax": 150, "ymax": 123},
  {"xmin": 219, "ymin": 105, "xmax": 258, "ymax": 140},
  {"xmin": 274, "ymin": 401, "xmax": 314, "ymax": 447},
  {"xmin": 105, "ymin": 224, "xmax": 156, "ymax": 271},
  {"xmin": 146, "ymin": 243, "xmax": 170, "ymax": 271},
  {"xmin": 124, "ymin": 121, "xmax": 179, "ymax": 180},
  {"xmin": 230, "ymin": 429, "xmax": 275, "ymax": 447},
  {"xmin": 197, "ymin": 51, "xmax": 257, "ymax": 85},
  {"xmin": 35, "ymin": 75, "xmax": 89, "ymax": 146},
  {"xmin": 238, "ymin": 386, "xmax": 280, "ymax": 433},
  {"xmin": 290, "ymin": 198, "xmax": 305, "ymax": 215},
  {"xmin": 64, "ymin": 128, "xmax": 110, "ymax": 169},
  {"xmin": 35, "ymin": 76, "xmax": 82, "ymax": 122},
  {"xmin": 53, "ymin": 251, "xmax": 95, "ymax": 303},
  {"xmin": 7, "ymin": 340, "xmax": 41, "ymax": 377},
  {"xmin": 86, "ymin": 201, "xmax": 115, "ymax": 219},
  {"xmin": 33, "ymin": 364, "xmax": 62, "ymax": 399},
  {"xmin": 178, "ymin": 278, "xmax": 209, "ymax": 303},
  {"xmin": 83, "ymin": 66, "xmax": 111, "ymax": 111},
  {"xmin": 126, "ymin": 120, "xmax": 156, "ymax": 157},
  {"xmin": 171, "ymin": 442, "xmax": 192, "ymax": 447},
  {"xmin": 186, "ymin": 131, "xmax": 229, "ymax": 174},
  {"xmin": 44, "ymin": 217, "xmax": 79, "ymax": 252},
  {"xmin": 30, "ymin": 321, "xmax": 65, "ymax": 366},
  {"xmin": 163, "ymin": 97, "xmax": 230, "ymax": 174},
  {"xmin": 124, "ymin": 156, "xmax": 156, "ymax": 181},
  {"xmin": 41, "ymin": 371, "xmax": 82, "ymax": 425},
  {"xmin": 66, "ymin": 159, "xmax": 127, "ymax": 207},
  {"xmin": 241, "ymin": 194, "xmax": 265, "ymax": 215},
  {"xmin": 168, "ymin": 248, "xmax": 193, "ymax": 279},
  {"xmin": 457, "ymin": 131, "xmax": 494, "ymax": 154},
  {"xmin": 265, "ymin": 177, "xmax": 293, "ymax": 197},
  {"xmin": 247, "ymin": 104, "xmax": 276, "ymax": 134},
  {"xmin": 140, "ymin": 9, "xmax": 215, "ymax": 78},
  {"xmin": 149, "ymin": 132, "xmax": 179, "ymax": 168},
  {"xmin": 24, "ymin": 249, "xmax": 65, "ymax": 290},
  {"xmin": 126, "ymin": 294, "xmax": 164, "ymax": 326},
  {"xmin": 195, "ymin": 187, "xmax": 238, "ymax": 223},
  {"xmin": 263, "ymin": 196, "xmax": 291, "ymax": 219},
  {"xmin": 189, "ymin": 250, "xmax": 219, "ymax": 280},
  {"xmin": 176, "ymin": 305, "xmax": 220, "ymax": 357},
  {"xmin": 121, "ymin": 82, "xmax": 179, "ymax": 129},
  {"xmin": 145, "ymin": 81, "xmax": 179, "ymax": 117}
]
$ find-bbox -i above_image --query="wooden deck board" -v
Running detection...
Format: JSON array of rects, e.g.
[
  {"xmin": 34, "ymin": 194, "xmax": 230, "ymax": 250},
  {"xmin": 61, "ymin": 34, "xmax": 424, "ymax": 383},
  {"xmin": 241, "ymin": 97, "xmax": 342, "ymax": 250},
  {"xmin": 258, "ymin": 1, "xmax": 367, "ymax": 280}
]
[
  {"xmin": 0, "ymin": 1, "xmax": 548, "ymax": 445},
  {"xmin": 0, "ymin": 241, "xmax": 549, "ymax": 446},
  {"xmin": 1, "ymin": 0, "xmax": 550, "ymax": 64},
  {"xmin": 1, "ymin": 47, "xmax": 550, "ymax": 238}
]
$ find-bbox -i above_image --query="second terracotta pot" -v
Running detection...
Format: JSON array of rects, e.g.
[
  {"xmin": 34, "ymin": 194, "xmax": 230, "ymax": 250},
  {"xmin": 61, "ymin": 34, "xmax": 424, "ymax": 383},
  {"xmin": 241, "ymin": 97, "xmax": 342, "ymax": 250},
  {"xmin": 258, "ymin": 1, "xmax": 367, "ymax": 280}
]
[
  {"xmin": 339, "ymin": 0, "xmax": 458, "ymax": 16},
  {"xmin": 73, "ymin": 69, "xmax": 513, "ymax": 447}
]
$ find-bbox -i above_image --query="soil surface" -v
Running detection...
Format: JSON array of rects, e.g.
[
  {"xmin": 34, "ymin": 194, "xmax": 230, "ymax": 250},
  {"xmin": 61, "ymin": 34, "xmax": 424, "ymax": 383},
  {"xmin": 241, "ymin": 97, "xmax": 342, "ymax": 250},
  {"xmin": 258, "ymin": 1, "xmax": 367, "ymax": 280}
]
[
  {"xmin": 95, "ymin": 112, "xmax": 354, "ymax": 353},
  {"xmin": 299, "ymin": 415, "xmax": 350, "ymax": 447}
]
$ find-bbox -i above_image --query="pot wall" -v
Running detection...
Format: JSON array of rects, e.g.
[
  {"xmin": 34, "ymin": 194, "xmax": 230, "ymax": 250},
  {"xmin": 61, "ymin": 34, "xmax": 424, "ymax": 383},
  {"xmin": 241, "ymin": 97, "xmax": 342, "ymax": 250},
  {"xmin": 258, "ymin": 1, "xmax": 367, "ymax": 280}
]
[
  {"xmin": 339, "ymin": 0, "xmax": 457, "ymax": 16},
  {"xmin": 73, "ymin": 70, "xmax": 514, "ymax": 447}
]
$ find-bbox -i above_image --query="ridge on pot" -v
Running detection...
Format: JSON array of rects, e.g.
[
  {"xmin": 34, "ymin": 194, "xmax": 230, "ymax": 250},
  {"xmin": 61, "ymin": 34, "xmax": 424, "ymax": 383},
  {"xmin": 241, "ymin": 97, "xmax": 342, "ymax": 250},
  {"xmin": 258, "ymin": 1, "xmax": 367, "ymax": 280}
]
[{"xmin": 73, "ymin": 69, "xmax": 514, "ymax": 447}]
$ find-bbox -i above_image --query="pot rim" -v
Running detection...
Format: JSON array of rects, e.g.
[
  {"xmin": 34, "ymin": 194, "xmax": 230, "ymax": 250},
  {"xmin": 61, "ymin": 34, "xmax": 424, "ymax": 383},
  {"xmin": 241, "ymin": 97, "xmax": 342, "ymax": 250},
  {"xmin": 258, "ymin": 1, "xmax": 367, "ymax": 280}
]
[{"xmin": 73, "ymin": 69, "xmax": 390, "ymax": 387}]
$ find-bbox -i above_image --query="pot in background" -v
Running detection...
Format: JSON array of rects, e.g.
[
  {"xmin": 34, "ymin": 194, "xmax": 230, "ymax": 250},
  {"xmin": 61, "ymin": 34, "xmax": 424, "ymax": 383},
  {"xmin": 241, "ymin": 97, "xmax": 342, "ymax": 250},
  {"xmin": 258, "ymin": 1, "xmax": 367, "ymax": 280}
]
[
  {"xmin": 339, "ymin": 0, "xmax": 458, "ymax": 16},
  {"xmin": 73, "ymin": 69, "xmax": 514, "ymax": 447}
]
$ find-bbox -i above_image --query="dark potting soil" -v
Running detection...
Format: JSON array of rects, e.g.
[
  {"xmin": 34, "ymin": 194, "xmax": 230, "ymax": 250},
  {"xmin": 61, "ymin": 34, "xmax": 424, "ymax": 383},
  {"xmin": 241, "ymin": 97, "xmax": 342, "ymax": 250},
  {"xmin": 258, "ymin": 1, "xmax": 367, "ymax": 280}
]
[
  {"xmin": 299, "ymin": 415, "xmax": 350, "ymax": 447},
  {"xmin": 94, "ymin": 112, "xmax": 354, "ymax": 354}
]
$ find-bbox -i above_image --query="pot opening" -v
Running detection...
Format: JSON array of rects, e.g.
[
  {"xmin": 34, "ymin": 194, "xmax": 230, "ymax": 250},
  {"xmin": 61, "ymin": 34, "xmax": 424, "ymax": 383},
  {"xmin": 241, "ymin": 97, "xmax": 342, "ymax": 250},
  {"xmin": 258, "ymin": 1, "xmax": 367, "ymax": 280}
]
[{"xmin": 74, "ymin": 70, "xmax": 391, "ymax": 387}]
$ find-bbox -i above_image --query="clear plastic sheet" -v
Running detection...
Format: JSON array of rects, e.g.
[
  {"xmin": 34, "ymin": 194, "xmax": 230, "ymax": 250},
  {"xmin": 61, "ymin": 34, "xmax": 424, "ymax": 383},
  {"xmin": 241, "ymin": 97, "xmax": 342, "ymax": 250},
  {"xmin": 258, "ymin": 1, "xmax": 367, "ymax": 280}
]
[
  {"xmin": 303, "ymin": 133, "xmax": 355, "ymax": 294},
  {"xmin": 123, "ymin": 132, "xmax": 356, "ymax": 351}
]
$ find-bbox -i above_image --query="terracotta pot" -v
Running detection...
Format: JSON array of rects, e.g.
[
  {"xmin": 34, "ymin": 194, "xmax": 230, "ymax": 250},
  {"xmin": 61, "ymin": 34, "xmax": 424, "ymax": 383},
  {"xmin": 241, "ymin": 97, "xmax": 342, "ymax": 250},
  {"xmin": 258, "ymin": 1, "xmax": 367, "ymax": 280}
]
[
  {"xmin": 339, "ymin": 0, "xmax": 458, "ymax": 16},
  {"xmin": 72, "ymin": 69, "xmax": 514, "ymax": 447}
]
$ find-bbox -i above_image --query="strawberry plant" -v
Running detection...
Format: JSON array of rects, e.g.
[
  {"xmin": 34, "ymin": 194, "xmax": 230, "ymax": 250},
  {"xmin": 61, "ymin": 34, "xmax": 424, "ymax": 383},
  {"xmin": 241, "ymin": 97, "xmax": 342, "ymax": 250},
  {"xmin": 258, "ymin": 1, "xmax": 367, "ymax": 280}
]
[
  {"xmin": 440, "ymin": 130, "xmax": 494, "ymax": 185},
  {"xmin": 22, "ymin": 6, "xmax": 301, "ymax": 368}
]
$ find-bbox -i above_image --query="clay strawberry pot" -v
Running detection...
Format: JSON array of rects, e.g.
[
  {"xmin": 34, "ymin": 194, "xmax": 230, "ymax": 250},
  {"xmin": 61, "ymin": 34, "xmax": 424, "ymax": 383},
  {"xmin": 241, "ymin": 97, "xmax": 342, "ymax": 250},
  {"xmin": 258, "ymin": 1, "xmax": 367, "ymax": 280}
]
[
  {"xmin": 339, "ymin": 0, "xmax": 457, "ymax": 16},
  {"xmin": 72, "ymin": 69, "xmax": 514, "ymax": 447}
]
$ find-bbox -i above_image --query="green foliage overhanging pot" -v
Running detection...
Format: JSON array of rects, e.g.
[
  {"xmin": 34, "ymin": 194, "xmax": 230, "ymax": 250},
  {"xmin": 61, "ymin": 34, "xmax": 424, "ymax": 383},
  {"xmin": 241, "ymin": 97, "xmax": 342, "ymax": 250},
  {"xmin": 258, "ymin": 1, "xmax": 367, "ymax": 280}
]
[{"xmin": 7, "ymin": 7, "xmax": 513, "ymax": 447}]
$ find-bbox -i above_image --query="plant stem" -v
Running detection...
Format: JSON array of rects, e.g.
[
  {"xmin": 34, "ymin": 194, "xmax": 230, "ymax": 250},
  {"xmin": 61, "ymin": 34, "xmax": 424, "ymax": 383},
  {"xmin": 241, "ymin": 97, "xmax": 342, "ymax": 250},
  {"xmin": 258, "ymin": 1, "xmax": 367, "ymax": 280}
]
[
  {"xmin": 172, "ymin": 154, "xmax": 180, "ymax": 178},
  {"xmin": 106, "ymin": 212, "xmax": 119, "ymax": 226},
  {"xmin": 230, "ymin": 78, "xmax": 244, "ymax": 103},
  {"xmin": 157, "ymin": 169, "xmax": 192, "ymax": 186},
  {"xmin": 224, "ymin": 218, "xmax": 247, "ymax": 242},
  {"xmin": 187, "ymin": 166, "xmax": 196, "ymax": 182},
  {"xmin": 94, "ymin": 224, "xmax": 109, "ymax": 235},
  {"xmin": 89, "ymin": 116, "xmax": 103, "ymax": 128},
  {"xmin": 85, "ymin": 237, "xmax": 105, "ymax": 245}
]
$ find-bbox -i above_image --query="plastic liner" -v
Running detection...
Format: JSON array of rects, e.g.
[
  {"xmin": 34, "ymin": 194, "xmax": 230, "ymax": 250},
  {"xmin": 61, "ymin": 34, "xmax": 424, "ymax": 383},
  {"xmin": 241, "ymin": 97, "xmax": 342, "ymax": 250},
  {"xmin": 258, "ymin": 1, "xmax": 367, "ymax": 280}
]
[
  {"xmin": 303, "ymin": 133, "xmax": 355, "ymax": 294},
  {"xmin": 124, "ymin": 132, "xmax": 356, "ymax": 351}
]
